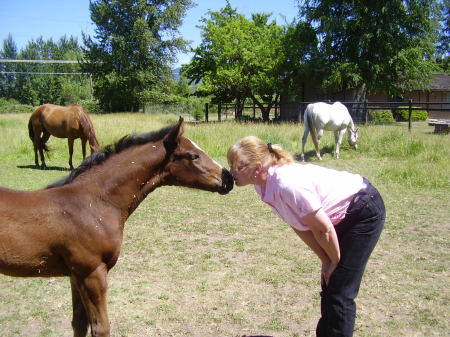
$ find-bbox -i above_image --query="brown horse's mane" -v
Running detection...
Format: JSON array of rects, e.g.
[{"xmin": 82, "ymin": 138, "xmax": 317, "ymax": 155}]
[{"xmin": 46, "ymin": 124, "xmax": 177, "ymax": 189}]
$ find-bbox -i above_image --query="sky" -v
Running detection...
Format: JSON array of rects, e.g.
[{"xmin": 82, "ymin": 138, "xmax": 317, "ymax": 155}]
[{"xmin": 0, "ymin": 0, "xmax": 299, "ymax": 67}]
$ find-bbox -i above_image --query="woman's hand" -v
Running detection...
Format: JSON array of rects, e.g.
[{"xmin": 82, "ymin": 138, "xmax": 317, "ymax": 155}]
[{"xmin": 321, "ymin": 260, "xmax": 337, "ymax": 286}]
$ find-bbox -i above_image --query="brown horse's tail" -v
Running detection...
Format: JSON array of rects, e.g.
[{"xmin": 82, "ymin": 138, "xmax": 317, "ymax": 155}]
[
  {"xmin": 78, "ymin": 108, "xmax": 100, "ymax": 152},
  {"xmin": 28, "ymin": 108, "xmax": 51, "ymax": 153},
  {"xmin": 28, "ymin": 118, "xmax": 34, "ymax": 142}
]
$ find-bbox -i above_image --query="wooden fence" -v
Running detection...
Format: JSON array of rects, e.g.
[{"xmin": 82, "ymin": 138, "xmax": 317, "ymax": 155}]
[{"xmin": 204, "ymin": 100, "xmax": 450, "ymax": 132}]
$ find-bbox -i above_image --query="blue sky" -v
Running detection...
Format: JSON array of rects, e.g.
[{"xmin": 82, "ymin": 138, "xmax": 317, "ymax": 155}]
[{"xmin": 0, "ymin": 0, "xmax": 299, "ymax": 67}]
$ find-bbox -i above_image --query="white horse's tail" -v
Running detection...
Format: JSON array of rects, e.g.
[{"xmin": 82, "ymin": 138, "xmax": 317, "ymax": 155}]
[{"xmin": 305, "ymin": 105, "xmax": 320, "ymax": 155}]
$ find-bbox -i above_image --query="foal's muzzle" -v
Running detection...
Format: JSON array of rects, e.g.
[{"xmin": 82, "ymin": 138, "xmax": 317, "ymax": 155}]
[{"xmin": 219, "ymin": 168, "xmax": 234, "ymax": 194}]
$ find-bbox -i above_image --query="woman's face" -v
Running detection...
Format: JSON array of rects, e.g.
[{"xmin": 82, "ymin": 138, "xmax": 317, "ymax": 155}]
[{"xmin": 229, "ymin": 160, "xmax": 256, "ymax": 187}]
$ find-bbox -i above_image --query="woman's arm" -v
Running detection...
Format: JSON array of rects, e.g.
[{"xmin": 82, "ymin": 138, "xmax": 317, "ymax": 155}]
[
  {"xmin": 292, "ymin": 227, "xmax": 330, "ymax": 263},
  {"xmin": 301, "ymin": 208, "xmax": 340, "ymax": 265}
]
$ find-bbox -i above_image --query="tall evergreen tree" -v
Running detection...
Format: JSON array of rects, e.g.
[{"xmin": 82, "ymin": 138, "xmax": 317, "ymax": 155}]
[
  {"xmin": 82, "ymin": 0, "xmax": 193, "ymax": 112},
  {"xmin": 0, "ymin": 34, "xmax": 18, "ymax": 98}
]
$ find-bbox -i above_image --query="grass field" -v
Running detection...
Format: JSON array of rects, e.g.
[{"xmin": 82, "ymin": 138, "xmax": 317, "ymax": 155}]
[{"xmin": 0, "ymin": 112, "xmax": 449, "ymax": 337}]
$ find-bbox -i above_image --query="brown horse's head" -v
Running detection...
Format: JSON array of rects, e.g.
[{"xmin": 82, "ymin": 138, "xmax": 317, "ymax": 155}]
[
  {"xmin": 78, "ymin": 106, "xmax": 101, "ymax": 154},
  {"xmin": 162, "ymin": 118, "xmax": 233, "ymax": 195}
]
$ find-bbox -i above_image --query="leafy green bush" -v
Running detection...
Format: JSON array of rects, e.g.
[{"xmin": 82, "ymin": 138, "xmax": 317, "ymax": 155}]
[
  {"xmin": 396, "ymin": 106, "xmax": 428, "ymax": 121},
  {"xmin": 369, "ymin": 109, "xmax": 395, "ymax": 124},
  {"xmin": 172, "ymin": 96, "xmax": 206, "ymax": 120},
  {"xmin": 79, "ymin": 99, "xmax": 102, "ymax": 114},
  {"xmin": 0, "ymin": 98, "xmax": 34, "ymax": 114}
]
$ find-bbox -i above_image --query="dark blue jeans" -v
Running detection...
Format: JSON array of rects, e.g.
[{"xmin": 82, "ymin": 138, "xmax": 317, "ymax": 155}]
[{"xmin": 316, "ymin": 178, "xmax": 385, "ymax": 337}]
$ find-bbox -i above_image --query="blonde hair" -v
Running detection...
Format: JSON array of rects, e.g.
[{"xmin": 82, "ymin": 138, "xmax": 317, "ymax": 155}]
[{"xmin": 227, "ymin": 136, "xmax": 294, "ymax": 169}]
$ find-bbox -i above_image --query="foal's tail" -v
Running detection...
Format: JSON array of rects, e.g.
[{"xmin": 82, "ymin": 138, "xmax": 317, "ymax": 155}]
[
  {"xmin": 79, "ymin": 107, "xmax": 101, "ymax": 153},
  {"xmin": 305, "ymin": 105, "xmax": 320, "ymax": 153}
]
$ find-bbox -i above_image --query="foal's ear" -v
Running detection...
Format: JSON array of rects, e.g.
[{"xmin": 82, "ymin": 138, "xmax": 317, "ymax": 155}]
[{"xmin": 163, "ymin": 117, "xmax": 184, "ymax": 153}]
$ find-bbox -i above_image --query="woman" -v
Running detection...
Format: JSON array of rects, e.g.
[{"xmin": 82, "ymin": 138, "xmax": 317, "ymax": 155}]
[{"xmin": 227, "ymin": 136, "xmax": 385, "ymax": 337}]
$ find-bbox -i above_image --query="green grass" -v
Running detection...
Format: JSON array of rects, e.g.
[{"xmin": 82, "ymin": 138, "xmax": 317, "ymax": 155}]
[{"xmin": 0, "ymin": 113, "xmax": 449, "ymax": 337}]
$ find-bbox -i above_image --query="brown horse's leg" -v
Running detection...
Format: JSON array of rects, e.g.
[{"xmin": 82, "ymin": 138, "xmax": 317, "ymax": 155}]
[
  {"xmin": 68, "ymin": 138, "xmax": 75, "ymax": 169},
  {"xmin": 74, "ymin": 264, "xmax": 110, "ymax": 337},
  {"xmin": 33, "ymin": 136, "xmax": 40, "ymax": 167},
  {"xmin": 71, "ymin": 276, "xmax": 89, "ymax": 337},
  {"xmin": 81, "ymin": 138, "xmax": 87, "ymax": 159},
  {"xmin": 33, "ymin": 127, "xmax": 46, "ymax": 168}
]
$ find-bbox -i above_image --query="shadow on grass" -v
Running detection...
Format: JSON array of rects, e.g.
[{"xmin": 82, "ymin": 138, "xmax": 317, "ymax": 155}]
[
  {"xmin": 17, "ymin": 165, "xmax": 70, "ymax": 171},
  {"xmin": 295, "ymin": 145, "xmax": 335, "ymax": 162}
]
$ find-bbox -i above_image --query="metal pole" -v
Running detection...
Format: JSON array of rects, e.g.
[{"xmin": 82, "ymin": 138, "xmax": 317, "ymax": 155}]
[
  {"xmin": 408, "ymin": 99, "xmax": 412, "ymax": 132},
  {"xmin": 364, "ymin": 99, "xmax": 368, "ymax": 125},
  {"xmin": 218, "ymin": 103, "xmax": 221, "ymax": 122}
]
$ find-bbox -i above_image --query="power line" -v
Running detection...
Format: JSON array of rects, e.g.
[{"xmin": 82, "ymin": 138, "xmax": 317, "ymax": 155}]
[
  {"xmin": 0, "ymin": 59, "xmax": 80, "ymax": 64},
  {"xmin": 0, "ymin": 59, "xmax": 89, "ymax": 75},
  {"xmin": 0, "ymin": 71, "xmax": 86, "ymax": 75}
]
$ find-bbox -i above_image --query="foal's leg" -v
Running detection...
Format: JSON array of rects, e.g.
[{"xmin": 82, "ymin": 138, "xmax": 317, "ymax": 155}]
[
  {"xmin": 68, "ymin": 138, "xmax": 75, "ymax": 169},
  {"xmin": 74, "ymin": 264, "xmax": 110, "ymax": 337},
  {"xmin": 71, "ymin": 277, "xmax": 89, "ymax": 337}
]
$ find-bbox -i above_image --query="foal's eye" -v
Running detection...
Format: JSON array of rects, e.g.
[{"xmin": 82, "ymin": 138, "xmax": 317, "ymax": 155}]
[{"xmin": 189, "ymin": 153, "xmax": 200, "ymax": 160}]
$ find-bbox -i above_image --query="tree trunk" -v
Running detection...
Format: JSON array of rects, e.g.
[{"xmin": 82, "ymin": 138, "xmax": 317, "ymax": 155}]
[
  {"xmin": 351, "ymin": 83, "xmax": 367, "ymax": 122},
  {"xmin": 235, "ymin": 97, "xmax": 245, "ymax": 119},
  {"xmin": 251, "ymin": 94, "xmax": 279, "ymax": 122}
]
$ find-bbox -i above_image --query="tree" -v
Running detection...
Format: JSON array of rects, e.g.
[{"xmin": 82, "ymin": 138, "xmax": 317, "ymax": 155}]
[
  {"xmin": 183, "ymin": 2, "xmax": 286, "ymax": 121},
  {"xmin": 297, "ymin": 0, "xmax": 441, "ymax": 100},
  {"xmin": 0, "ymin": 34, "xmax": 18, "ymax": 98},
  {"xmin": 436, "ymin": 0, "xmax": 450, "ymax": 71},
  {"xmin": 82, "ymin": 0, "xmax": 193, "ymax": 112},
  {"xmin": 0, "ymin": 35, "xmax": 87, "ymax": 106},
  {"xmin": 279, "ymin": 20, "xmax": 319, "ymax": 100}
]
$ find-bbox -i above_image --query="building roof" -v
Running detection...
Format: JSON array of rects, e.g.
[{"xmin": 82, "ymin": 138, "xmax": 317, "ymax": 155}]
[{"xmin": 427, "ymin": 73, "xmax": 450, "ymax": 91}]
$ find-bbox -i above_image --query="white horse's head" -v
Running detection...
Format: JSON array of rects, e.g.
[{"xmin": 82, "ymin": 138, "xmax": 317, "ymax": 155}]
[{"xmin": 348, "ymin": 128, "xmax": 359, "ymax": 149}]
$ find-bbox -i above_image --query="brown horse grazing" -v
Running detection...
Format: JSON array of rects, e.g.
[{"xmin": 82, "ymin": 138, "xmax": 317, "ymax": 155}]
[
  {"xmin": 0, "ymin": 118, "xmax": 233, "ymax": 337},
  {"xmin": 28, "ymin": 103, "xmax": 101, "ymax": 169}
]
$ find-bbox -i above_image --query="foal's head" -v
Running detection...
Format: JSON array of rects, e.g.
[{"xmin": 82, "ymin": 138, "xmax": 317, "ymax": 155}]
[{"xmin": 162, "ymin": 118, "xmax": 234, "ymax": 195}]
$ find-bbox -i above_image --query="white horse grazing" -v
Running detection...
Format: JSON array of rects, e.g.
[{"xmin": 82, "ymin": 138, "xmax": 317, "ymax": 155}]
[{"xmin": 301, "ymin": 102, "xmax": 359, "ymax": 161}]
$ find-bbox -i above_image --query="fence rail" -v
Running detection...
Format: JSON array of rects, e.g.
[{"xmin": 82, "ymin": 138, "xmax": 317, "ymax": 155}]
[{"xmin": 204, "ymin": 99, "xmax": 450, "ymax": 132}]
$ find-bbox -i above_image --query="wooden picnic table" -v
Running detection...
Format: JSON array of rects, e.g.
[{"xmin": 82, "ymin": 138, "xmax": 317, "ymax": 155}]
[{"xmin": 428, "ymin": 119, "xmax": 450, "ymax": 134}]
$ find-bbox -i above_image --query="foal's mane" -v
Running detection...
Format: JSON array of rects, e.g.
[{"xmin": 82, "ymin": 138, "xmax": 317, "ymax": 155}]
[{"xmin": 46, "ymin": 124, "xmax": 176, "ymax": 189}]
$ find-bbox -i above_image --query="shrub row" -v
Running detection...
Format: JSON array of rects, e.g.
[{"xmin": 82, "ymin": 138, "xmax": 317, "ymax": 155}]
[{"xmin": 368, "ymin": 106, "xmax": 428, "ymax": 124}]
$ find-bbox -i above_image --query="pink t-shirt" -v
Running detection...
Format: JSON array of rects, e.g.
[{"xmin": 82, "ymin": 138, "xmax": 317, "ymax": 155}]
[{"xmin": 255, "ymin": 164, "xmax": 365, "ymax": 231}]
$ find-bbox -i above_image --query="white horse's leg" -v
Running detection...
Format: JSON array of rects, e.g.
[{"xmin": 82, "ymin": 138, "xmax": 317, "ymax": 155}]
[
  {"xmin": 335, "ymin": 129, "xmax": 346, "ymax": 159},
  {"xmin": 301, "ymin": 123, "xmax": 309, "ymax": 162},
  {"xmin": 315, "ymin": 128, "xmax": 323, "ymax": 160}
]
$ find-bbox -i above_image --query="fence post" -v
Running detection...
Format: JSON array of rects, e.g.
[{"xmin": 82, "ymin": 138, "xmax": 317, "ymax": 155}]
[
  {"xmin": 364, "ymin": 99, "xmax": 368, "ymax": 125},
  {"xmin": 218, "ymin": 103, "xmax": 221, "ymax": 122},
  {"xmin": 204, "ymin": 103, "xmax": 209, "ymax": 123},
  {"xmin": 408, "ymin": 99, "xmax": 412, "ymax": 132}
]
